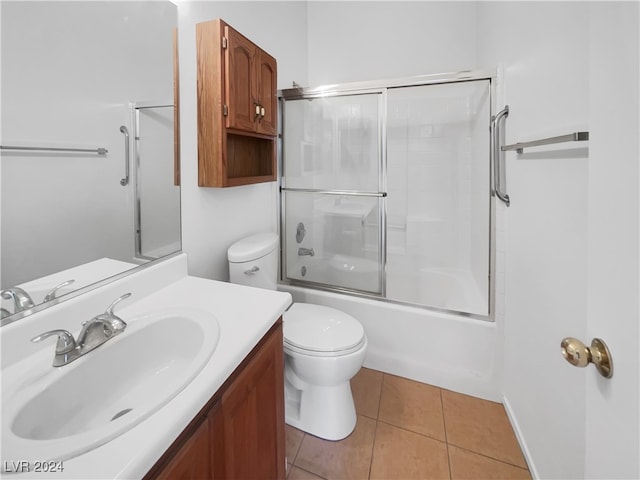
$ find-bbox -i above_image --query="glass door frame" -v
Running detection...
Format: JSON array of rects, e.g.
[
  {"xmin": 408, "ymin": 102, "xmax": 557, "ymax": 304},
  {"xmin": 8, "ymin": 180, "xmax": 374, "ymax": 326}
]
[
  {"xmin": 280, "ymin": 90, "xmax": 387, "ymax": 296},
  {"xmin": 130, "ymin": 100, "xmax": 180, "ymax": 261},
  {"xmin": 277, "ymin": 69, "xmax": 498, "ymax": 321}
]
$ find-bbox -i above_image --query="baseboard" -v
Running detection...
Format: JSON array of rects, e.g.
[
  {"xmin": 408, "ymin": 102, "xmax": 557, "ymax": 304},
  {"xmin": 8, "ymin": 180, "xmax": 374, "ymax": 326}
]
[{"xmin": 502, "ymin": 395, "xmax": 539, "ymax": 479}]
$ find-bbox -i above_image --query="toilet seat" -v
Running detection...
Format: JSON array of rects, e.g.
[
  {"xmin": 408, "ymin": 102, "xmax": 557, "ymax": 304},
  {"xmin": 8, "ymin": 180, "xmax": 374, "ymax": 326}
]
[{"xmin": 283, "ymin": 303, "xmax": 366, "ymax": 357}]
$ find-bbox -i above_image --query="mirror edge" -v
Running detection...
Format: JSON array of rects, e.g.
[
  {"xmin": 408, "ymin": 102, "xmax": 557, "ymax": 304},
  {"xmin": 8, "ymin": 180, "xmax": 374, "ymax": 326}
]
[{"xmin": 0, "ymin": 252, "xmax": 183, "ymax": 328}]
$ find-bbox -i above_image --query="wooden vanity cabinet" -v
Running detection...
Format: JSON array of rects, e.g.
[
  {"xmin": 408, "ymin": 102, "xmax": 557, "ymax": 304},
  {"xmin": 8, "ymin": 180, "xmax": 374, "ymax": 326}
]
[
  {"xmin": 144, "ymin": 319, "xmax": 285, "ymax": 480},
  {"xmin": 153, "ymin": 415, "xmax": 213, "ymax": 480},
  {"xmin": 196, "ymin": 19, "xmax": 277, "ymax": 188}
]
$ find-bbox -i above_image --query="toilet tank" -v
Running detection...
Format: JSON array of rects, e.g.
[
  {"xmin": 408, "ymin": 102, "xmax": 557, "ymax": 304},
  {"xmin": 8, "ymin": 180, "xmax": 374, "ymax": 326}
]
[{"xmin": 227, "ymin": 233, "xmax": 279, "ymax": 290}]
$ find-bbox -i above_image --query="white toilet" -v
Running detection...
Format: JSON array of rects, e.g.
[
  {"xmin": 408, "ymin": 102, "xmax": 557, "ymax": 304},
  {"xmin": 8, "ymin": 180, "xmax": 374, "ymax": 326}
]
[{"xmin": 228, "ymin": 233, "xmax": 367, "ymax": 441}]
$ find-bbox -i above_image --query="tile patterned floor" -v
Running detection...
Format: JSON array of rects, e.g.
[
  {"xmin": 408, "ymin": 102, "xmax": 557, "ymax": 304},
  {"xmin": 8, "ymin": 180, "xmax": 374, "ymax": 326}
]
[{"xmin": 286, "ymin": 368, "xmax": 531, "ymax": 480}]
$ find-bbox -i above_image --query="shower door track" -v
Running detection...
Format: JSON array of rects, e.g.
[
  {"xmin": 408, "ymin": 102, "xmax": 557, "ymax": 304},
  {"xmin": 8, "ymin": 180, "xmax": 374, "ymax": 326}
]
[{"xmin": 279, "ymin": 69, "xmax": 496, "ymax": 99}]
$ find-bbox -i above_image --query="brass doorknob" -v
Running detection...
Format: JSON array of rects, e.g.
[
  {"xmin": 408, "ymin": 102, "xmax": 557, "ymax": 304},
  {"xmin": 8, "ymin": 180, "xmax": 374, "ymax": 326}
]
[{"xmin": 560, "ymin": 337, "xmax": 613, "ymax": 378}]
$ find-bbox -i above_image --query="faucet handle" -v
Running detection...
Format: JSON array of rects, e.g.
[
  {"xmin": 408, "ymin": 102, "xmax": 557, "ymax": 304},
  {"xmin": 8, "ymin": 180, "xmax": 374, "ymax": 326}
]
[
  {"xmin": 105, "ymin": 293, "xmax": 132, "ymax": 316},
  {"xmin": 101, "ymin": 293, "xmax": 132, "ymax": 330},
  {"xmin": 43, "ymin": 280, "xmax": 75, "ymax": 302},
  {"xmin": 31, "ymin": 329, "xmax": 77, "ymax": 354}
]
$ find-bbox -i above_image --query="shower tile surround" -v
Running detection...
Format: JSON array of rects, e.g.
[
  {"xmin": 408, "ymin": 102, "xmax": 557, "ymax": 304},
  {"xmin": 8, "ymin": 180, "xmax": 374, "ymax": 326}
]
[{"xmin": 286, "ymin": 368, "xmax": 530, "ymax": 480}]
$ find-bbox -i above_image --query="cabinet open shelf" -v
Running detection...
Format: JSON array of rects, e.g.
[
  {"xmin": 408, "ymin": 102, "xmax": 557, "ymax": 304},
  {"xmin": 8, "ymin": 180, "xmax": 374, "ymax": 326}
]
[{"xmin": 225, "ymin": 134, "xmax": 275, "ymax": 186}]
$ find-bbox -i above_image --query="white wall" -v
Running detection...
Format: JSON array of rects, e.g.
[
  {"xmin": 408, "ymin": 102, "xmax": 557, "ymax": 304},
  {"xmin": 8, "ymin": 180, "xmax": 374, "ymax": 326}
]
[
  {"xmin": 1, "ymin": 1, "xmax": 175, "ymax": 287},
  {"xmin": 178, "ymin": 2, "xmax": 308, "ymax": 281},
  {"xmin": 306, "ymin": 1, "xmax": 478, "ymax": 85},
  {"xmin": 476, "ymin": 2, "xmax": 629, "ymax": 479},
  {"xmin": 586, "ymin": 3, "xmax": 639, "ymax": 478}
]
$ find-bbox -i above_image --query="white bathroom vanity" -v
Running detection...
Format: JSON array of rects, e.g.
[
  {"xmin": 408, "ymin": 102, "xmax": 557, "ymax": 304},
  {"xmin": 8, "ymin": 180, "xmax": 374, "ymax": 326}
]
[{"xmin": 0, "ymin": 253, "xmax": 292, "ymax": 479}]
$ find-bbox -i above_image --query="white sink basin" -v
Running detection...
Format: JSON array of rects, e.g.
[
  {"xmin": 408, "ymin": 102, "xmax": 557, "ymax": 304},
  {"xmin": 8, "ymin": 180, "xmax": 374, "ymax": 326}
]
[{"xmin": 1, "ymin": 308, "xmax": 219, "ymax": 466}]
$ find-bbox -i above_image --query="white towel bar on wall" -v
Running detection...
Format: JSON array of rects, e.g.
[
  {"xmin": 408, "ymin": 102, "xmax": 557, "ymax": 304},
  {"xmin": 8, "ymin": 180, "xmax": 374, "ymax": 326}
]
[{"xmin": 501, "ymin": 131, "xmax": 589, "ymax": 154}]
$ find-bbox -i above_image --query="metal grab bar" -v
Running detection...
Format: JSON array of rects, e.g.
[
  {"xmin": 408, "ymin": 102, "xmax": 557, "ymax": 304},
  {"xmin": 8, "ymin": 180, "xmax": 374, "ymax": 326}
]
[
  {"xmin": 492, "ymin": 106, "xmax": 510, "ymax": 207},
  {"xmin": 0, "ymin": 145, "xmax": 107, "ymax": 155},
  {"xmin": 502, "ymin": 131, "xmax": 589, "ymax": 154},
  {"xmin": 119, "ymin": 125, "xmax": 130, "ymax": 186}
]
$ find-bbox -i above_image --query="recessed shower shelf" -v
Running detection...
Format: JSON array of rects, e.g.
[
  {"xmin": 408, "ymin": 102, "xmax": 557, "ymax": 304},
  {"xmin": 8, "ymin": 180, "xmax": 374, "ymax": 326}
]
[{"xmin": 501, "ymin": 131, "xmax": 589, "ymax": 154}]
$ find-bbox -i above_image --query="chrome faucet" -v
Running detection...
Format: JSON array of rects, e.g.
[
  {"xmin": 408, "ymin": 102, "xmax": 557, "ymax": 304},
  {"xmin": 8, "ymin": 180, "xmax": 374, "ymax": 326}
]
[
  {"xmin": 31, "ymin": 293, "xmax": 131, "ymax": 367},
  {"xmin": 298, "ymin": 247, "xmax": 315, "ymax": 257},
  {"xmin": 0, "ymin": 280, "xmax": 74, "ymax": 319},
  {"xmin": 1, "ymin": 287, "xmax": 35, "ymax": 314}
]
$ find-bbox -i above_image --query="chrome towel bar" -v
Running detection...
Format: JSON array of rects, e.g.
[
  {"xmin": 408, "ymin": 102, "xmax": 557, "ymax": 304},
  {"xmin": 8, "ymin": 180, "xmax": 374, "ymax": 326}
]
[
  {"xmin": 502, "ymin": 131, "xmax": 589, "ymax": 154},
  {"xmin": 0, "ymin": 145, "xmax": 107, "ymax": 155}
]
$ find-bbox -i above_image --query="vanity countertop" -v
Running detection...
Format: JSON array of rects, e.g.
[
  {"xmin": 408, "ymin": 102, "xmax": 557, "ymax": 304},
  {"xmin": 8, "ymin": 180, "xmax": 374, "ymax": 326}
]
[{"xmin": 1, "ymin": 254, "xmax": 292, "ymax": 479}]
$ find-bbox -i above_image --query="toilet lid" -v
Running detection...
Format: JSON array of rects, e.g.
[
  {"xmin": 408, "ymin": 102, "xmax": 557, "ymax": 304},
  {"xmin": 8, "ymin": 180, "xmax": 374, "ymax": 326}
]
[{"xmin": 283, "ymin": 303, "xmax": 365, "ymax": 354}]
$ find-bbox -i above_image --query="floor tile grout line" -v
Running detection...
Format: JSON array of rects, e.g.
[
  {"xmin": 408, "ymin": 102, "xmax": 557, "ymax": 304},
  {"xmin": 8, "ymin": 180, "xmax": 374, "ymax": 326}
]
[
  {"xmin": 366, "ymin": 372, "xmax": 385, "ymax": 480},
  {"xmin": 446, "ymin": 442, "xmax": 531, "ymax": 472},
  {"xmin": 440, "ymin": 387, "xmax": 449, "ymax": 444},
  {"xmin": 375, "ymin": 418, "xmax": 448, "ymax": 445},
  {"xmin": 375, "ymin": 372, "xmax": 385, "ymax": 420},
  {"xmin": 290, "ymin": 430, "xmax": 305, "ymax": 469},
  {"xmin": 367, "ymin": 419, "xmax": 379, "ymax": 480},
  {"xmin": 445, "ymin": 441, "xmax": 453, "ymax": 480},
  {"xmin": 440, "ymin": 388, "xmax": 453, "ymax": 480},
  {"xmin": 292, "ymin": 463, "xmax": 330, "ymax": 480}
]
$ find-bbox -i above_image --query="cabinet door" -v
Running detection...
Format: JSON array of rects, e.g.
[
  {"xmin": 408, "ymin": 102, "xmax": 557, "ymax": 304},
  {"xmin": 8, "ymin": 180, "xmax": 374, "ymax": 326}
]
[
  {"xmin": 213, "ymin": 324, "xmax": 285, "ymax": 480},
  {"xmin": 225, "ymin": 26, "xmax": 256, "ymax": 133},
  {"xmin": 255, "ymin": 50, "xmax": 277, "ymax": 136},
  {"xmin": 153, "ymin": 415, "xmax": 212, "ymax": 480}
]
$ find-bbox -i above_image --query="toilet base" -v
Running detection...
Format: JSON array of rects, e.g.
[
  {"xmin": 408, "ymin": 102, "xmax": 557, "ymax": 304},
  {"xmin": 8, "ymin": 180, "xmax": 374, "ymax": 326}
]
[{"xmin": 284, "ymin": 381, "xmax": 357, "ymax": 441}]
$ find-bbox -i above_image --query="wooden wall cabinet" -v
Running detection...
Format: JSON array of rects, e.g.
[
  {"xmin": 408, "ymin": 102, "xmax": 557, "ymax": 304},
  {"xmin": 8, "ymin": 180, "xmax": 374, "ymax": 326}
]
[
  {"xmin": 144, "ymin": 320, "xmax": 285, "ymax": 480},
  {"xmin": 197, "ymin": 19, "xmax": 277, "ymax": 188}
]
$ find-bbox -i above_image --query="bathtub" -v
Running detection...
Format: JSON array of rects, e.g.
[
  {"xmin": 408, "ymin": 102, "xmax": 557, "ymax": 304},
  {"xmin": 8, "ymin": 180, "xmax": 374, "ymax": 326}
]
[
  {"xmin": 278, "ymin": 282, "xmax": 502, "ymax": 401},
  {"xmin": 386, "ymin": 266, "xmax": 489, "ymax": 317}
]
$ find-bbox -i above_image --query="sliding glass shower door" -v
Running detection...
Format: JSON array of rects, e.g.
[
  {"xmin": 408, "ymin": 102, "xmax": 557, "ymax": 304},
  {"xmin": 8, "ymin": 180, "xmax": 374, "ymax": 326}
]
[
  {"xmin": 385, "ymin": 81, "xmax": 491, "ymax": 315},
  {"xmin": 281, "ymin": 78, "xmax": 492, "ymax": 316},
  {"xmin": 281, "ymin": 93, "xmax": 384, "ymax": 294}
]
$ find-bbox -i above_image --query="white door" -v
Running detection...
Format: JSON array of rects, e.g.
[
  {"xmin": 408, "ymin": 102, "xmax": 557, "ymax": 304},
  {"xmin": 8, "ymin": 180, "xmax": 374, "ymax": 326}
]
[{"xmin": 585, "ymin": 3, "xmax": 639, "ymax": 478}]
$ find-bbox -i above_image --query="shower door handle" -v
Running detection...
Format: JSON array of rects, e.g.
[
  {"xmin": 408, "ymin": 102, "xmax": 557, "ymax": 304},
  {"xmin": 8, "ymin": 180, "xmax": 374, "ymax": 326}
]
[
  {"xmin": 492, "ymin": 106, "xmax": 510, "ymax": 206},
  {"xmin": 119, "ymin": 125, "xmax": 130, "ymax": 186}
]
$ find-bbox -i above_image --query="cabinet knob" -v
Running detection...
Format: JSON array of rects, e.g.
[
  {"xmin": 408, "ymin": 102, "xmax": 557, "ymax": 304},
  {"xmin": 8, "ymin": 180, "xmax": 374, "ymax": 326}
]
[
  {"xmin": 255, "ymin": 104, "xmax": 261, "ymax": 117},
  {"xmin": 260, "ymin": 106, "xmax": 266, "ymax": 118}
]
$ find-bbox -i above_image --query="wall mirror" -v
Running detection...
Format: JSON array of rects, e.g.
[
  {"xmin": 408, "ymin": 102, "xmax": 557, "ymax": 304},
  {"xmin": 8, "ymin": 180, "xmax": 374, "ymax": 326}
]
[{"xmin": 1, "ymin": 1, "xmax": 180, "ymax": 323}]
